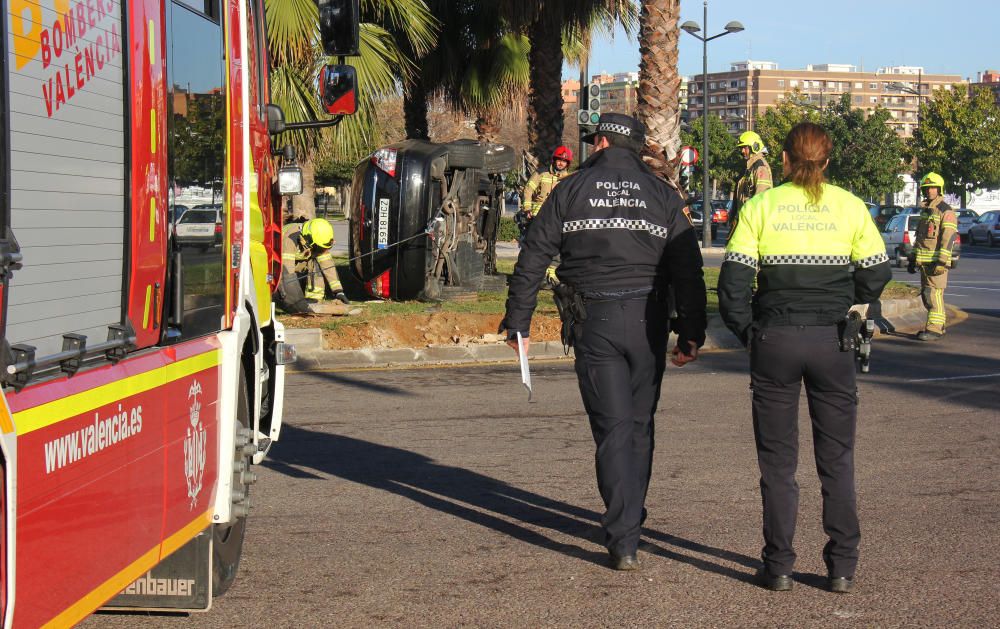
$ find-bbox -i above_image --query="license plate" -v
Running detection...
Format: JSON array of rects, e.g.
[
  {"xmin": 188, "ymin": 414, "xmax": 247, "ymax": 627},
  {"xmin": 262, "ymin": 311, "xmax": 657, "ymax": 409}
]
[{"xmin": 377, "ymin": 198, "xmax": 390, "ymax": 249}]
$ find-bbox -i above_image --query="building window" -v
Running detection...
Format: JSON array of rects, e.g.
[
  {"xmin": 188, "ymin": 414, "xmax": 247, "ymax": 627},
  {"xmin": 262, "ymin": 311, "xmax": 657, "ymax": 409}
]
[
  {"xmin": 777, "ymin": 79, "xmax": 785, "ymax": 87},
  {"xmin": 790, "ymin": 79, "xmax": 798, "ymax": 88},
  {"xmin": 730, "ymin": 80, "xmax": 738, "ymax": 88},
  {"xmin": 709, "ymin": 82, "xmax": 716, "ymax": 89},
  {"xmin": 739, "ymin": 94, "xmax": 746, "ymax": 101},
  {"xmin": 854, "ymin": 82, "xmax": 863, "ymax": 89},
  {"xmin": 870, "ymin": 82, "xmax": 878, "ymax": 89},
  {"xmin": 853, "ymin": 95, "xmax": 862, "ymax": 104},
  {"xmin": 870, "ymin": 96, "xmax": 878, "ymax": 103},
  {"xmin": 710, "ymin": 96, "xmax": 716, "ymax": 103},
  {"xmin": 739, "ymin": 79, "xmax": 747, "ymax": 87}
]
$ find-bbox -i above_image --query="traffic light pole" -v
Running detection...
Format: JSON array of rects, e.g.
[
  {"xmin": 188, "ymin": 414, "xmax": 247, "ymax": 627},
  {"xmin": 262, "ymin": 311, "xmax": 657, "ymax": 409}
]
[
  {"xmin": 701, "ymin": 0, "xmax": 711, "ymax": 249},
  {"xmin": 579, "ymin": 59, "xmax": 589, "ymax": 163}
]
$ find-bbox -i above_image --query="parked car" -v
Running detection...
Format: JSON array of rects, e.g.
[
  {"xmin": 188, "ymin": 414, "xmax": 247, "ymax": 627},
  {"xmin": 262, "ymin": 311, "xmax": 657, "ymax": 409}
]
[
  {"xmin": 967, "ymin": 210, "xmax": 1000, "ymax": 247},
  {"xmin": 956, "ymin": 209, "xmax": 981, "ymax": 243},
  {"xmin": 174, "ymin": 203, "xmax": 223, "ymax": 248},
  {"xmin": 686, "ymin": 207, "xmax": 718, "ymax": 240},
  {"xmin": 881, "ymin": 212, "xmax": 920, "ymax": 267},
  {"xmin": 872, "ymin": 204, "xmax": 904, "ymax": 231},
  {"xmin": 349, "ymin": 139, "xmax": 517, "ymax": 300}
]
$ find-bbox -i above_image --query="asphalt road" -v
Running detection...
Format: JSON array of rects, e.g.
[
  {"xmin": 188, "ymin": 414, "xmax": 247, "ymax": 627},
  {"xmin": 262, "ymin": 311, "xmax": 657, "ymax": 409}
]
[{"xmin": 89, "ymin": 303, "xmax": 999, "ymax": 627}]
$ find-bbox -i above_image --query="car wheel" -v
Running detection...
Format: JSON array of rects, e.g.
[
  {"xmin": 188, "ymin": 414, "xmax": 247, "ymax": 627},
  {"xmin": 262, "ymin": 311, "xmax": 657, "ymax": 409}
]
[
  {"xmin": 894, "ymin": 248, "xmax": 904, "ymax": 268},
  {"xmin": 444, "ymin": 140, "xmax": 485, "ymax": 169}
]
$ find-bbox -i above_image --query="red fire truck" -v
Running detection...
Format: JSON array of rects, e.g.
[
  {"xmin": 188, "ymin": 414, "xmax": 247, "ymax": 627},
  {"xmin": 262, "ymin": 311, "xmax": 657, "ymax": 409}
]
[{"xmin": 0, "ymin": 0, "xmax": 357, "ymax": 625}]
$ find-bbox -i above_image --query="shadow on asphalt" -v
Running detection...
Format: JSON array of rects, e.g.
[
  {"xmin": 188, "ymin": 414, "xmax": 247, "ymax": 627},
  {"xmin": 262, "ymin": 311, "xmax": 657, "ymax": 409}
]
[
  {"xmin": 264, "ymin": 425, "xmax": 761, "ymax": 580},
  {"xmin": 302, "ymin": 371, "xmax": 417, "ymax": 397}
]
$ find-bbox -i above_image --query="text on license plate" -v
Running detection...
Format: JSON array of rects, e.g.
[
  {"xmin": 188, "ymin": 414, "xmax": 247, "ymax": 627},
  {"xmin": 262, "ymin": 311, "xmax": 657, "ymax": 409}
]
[{"xmin": 377, "ymin": 198, "xmax": 390, "ymax": 249}]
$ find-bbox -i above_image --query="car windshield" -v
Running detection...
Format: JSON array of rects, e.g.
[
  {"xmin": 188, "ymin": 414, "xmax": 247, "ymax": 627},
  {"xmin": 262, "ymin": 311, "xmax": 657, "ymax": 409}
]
[{"xmin": 179, "ymin": 210, "xmax": 218, "ymax": 224}]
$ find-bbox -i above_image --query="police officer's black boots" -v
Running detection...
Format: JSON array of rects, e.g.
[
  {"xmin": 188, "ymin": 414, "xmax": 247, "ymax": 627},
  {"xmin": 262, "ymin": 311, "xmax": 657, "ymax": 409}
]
[
  {"xmin": 609, "ymin": 552, "xmax": 639, "ymax": 571},
  {"xmin": 828, "ymin": 576, "xmax": 854, "ymax": 594},
  {"xmin": 756, "ymin": 568, "xmax": 793, "ymax": 591}
]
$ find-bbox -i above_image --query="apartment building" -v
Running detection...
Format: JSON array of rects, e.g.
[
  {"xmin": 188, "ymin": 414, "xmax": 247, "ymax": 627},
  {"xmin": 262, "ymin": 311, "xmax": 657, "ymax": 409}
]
[
  {"xmin": 971, "ymin": 69, "xmax": 1000, "ymax": 107},
  {"xmin": 688, "ymin": 61, "xmax": 965, "ymax": 137}
]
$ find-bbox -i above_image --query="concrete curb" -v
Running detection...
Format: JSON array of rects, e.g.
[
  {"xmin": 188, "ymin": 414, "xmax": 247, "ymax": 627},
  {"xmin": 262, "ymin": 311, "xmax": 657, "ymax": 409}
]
[{"xmin": 285, "ymin": 297, "xmax": 925, "ymax": 371}]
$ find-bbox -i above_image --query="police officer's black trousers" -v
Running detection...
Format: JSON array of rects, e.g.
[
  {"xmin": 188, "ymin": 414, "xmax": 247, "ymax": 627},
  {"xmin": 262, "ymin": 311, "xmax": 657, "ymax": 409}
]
[
  {"xmin": 573, "ymin": 294, "xmax": 667, "ymax": 557},
  {"xmin": 750, "ymin": 325, "xmax": 859, "ymax": 579}
]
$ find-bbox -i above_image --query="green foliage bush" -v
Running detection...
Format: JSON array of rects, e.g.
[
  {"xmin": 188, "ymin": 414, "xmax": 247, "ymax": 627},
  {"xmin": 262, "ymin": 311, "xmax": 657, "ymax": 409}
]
[{"xmin": 498, "ymin": 216, "xmax": 520, "ymax": 242}]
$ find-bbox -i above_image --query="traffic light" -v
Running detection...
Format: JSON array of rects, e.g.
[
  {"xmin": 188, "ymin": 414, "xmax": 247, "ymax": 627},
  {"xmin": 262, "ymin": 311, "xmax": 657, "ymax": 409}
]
[
  {"xmin": 318, "ymin": 0, "xmax": 360, "ymax": 56},
  {"xmin": 577, "ymin": 81, "xmax": 602, "ymax": 127}
]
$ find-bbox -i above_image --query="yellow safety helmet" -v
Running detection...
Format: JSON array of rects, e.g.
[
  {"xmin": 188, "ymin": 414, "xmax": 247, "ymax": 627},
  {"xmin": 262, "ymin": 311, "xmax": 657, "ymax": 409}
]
[
  {"xmin": 736, "ymin": 131, "xmax": 764, "ymax": 154},
  {"xmin": 301, "ymin": 218, "xmax": 335, "ymax": 248},
  {"xmin": 920, "ymin": 172, "xmax": 945, "ymax": 192}
]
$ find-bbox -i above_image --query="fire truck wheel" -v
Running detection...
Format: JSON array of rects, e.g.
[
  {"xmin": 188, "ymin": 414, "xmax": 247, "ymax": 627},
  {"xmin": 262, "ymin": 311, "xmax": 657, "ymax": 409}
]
[{"xmin": 213, "ymin": 368, "xmax": 251, "ymax": 596}]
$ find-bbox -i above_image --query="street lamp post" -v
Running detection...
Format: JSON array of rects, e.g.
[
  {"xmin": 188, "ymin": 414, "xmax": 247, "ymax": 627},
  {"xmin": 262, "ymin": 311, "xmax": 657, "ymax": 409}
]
[
  {"xmin": 885, "ymin": 69, "xmax": 924, "ymax": 202},
  {"xmin": 682, "ymin": 2, "xmax": 744, "ymax": 248}
]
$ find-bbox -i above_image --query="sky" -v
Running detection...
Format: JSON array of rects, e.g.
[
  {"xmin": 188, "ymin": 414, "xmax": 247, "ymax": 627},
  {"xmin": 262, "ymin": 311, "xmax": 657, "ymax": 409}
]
[{"xmin": 566, "ymin": 0, "xmax": 996, "ymax": 82}]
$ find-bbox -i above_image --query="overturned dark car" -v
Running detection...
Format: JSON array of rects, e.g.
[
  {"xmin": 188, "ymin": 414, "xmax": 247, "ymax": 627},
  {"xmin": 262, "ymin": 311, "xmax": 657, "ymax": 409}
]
[{"xmin": 349, "ymin": 139, "xmax": 517, "ymax": 300}]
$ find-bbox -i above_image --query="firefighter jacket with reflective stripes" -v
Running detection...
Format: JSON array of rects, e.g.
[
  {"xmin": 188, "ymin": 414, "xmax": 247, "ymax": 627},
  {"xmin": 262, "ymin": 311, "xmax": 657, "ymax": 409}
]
[
  {"xmin": 912, "ymin": 197, "xmax": 958, "ymax": 267},
  {"xmin": 503, "ymin": 147, "xmax": 708, "ymax": 349},
  {"xmin": 718, "ymin": 182, "xmax": 892, "ymax": 344},
  {"xmin": 522, "ymin": 166, "xmax": 570, "ymax": 214},
  {"xmin": 281, "ymin": 222, "xmax": 342, "ymax": 300},
  {"xmin": 733, "ymin": 153, "xmax": 773, "ymax": 214}
]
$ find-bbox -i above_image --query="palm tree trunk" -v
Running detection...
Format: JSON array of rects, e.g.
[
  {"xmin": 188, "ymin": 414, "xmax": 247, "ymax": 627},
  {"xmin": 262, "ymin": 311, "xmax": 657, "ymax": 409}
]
[
  {"xmin": 636, "ymin": 0, "xmax": 682, "ymax": 183},
  {"xmin": 291, "ymin": 158, "xmax": 317, "ymax": 220},
  {"xmin": 526, "ymin": 15, "xmax": 565, "ymax": 165},
  {"xmin": 404, "ymin": 77, "xmax": 430, "ymax": 140},
  {"xmin": 475, "ymin": 112, "xmax": 502, "ymax": 143}
]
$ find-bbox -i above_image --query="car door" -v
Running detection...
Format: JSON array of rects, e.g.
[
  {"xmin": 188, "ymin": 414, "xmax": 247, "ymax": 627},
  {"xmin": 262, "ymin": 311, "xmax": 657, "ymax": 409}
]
[{"xmin": 882, "ymin": 215, "xmax": 901, "ymax": 248}]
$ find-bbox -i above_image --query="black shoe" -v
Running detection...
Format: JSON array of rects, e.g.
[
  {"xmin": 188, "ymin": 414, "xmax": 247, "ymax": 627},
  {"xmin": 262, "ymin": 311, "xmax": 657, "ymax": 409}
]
[
  {"xmin": 756, "ymin": 568, "xmax": 793, "ymax": 591},
  {"xmin": 333, "ymin": 291, "xmax": 350, "ymax": 305},
  {"xmin": 609, "ymin": 552, "xmax": 640, "ymax": 571},
  {"xmin": 828, "ymin": 576, "xmax": 854, "ymax": 594},
  {"xmin": 916, "ymin": 330, "xmax": 944, "ymax": 341}
]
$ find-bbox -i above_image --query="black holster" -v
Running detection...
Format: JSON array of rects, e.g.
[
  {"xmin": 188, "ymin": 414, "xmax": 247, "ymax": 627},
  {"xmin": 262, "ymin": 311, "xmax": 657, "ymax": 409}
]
[
  {"xmin": 548, "ymin": 277, "xmax": 587, "ymax": 354},
  {"xmin": 838, "ymin": 310, "xmax": 875, "ymax": 373}
]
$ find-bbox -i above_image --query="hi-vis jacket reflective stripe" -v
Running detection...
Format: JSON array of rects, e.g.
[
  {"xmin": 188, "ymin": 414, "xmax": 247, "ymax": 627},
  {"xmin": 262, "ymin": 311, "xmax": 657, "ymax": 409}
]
[
  {"xmin": 912, "ymin": 197, "xmax": 958, "ymax": 266},
  {"xmin": 718, "ymin": 182, "xmax": 892, "ymax": 343},
  {"xmin": 523, "ymin": 167, "xmax": 570, "ymax": 214}
]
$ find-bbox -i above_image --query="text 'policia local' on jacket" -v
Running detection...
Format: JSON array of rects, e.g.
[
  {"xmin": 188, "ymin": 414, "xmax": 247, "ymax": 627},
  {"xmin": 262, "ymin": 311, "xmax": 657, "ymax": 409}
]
[
  {"xmin": 503, "ymin": 146, "xmax": 708, "ymax": 348},
  {"xmin": 718, "ymin": 182, "xmax": 892, "ymax": 344}
]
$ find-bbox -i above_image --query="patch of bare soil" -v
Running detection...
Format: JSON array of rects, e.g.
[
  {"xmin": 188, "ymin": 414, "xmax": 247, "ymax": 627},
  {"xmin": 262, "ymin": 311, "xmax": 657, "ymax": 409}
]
[{"xmin": 322, "ymin": 312, "xmax": 563, "ymax": 350}]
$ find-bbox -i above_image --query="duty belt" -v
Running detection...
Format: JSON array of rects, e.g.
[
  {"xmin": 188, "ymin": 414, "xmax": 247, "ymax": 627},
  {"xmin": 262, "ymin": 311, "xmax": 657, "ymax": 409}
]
[{"xmin": 581, "ymin": 287, "xmax": 654, "ymax": 301}]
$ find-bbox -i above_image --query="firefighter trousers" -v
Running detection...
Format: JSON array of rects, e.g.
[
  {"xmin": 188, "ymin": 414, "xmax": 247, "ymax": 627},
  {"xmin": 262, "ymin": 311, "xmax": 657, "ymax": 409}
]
[
  {"xmin": 750, "ymin": 325, "xmax": 859, "ymax": 579},
  {"xmin": 573, "ymin": 294, "xmax": 667, "ymax": 557},
  {"xmin": 920, "ymin": 265, "xmax": 948, "ymax": 333}
]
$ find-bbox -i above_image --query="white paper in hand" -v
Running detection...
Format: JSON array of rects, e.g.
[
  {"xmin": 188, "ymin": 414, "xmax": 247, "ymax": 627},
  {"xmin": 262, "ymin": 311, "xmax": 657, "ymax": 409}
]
[{"xmin": 517, "ymin": 331, "xmax": 532, "ymax": 401}]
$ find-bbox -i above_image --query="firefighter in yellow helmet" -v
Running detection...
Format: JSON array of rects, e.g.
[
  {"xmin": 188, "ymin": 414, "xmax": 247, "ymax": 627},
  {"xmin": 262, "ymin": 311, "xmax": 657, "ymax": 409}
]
[
  {"xmin": 277, "ymin": 217, "xmax": 349, "ymax": 313},
  {"xmin": 729, "ymin": 131, "xmax": 773, "ymax": 233},
  {"xmin": 908, "ymin": 172, "xmax": 959, "ymax": 341}
]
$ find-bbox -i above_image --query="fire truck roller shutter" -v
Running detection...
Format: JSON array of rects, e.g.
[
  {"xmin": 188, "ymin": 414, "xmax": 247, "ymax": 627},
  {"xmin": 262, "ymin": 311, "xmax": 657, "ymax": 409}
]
[{"xmin": 5, "ymin": 0, "xmax": 128, "ymax": 357}]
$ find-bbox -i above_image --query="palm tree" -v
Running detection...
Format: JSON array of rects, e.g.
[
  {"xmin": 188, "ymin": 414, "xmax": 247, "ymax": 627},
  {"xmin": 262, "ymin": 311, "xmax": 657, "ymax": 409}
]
[
  {"xmin": 635, "ymin": 0, "xmax": 682, "ymax": 182},
  {"xmin": 265, "ymin": 0, "xmax": 437, "ymax": 218},
  {"xmin": 517, "ymin": 1, "xmax": 637, "ymax": 164}
]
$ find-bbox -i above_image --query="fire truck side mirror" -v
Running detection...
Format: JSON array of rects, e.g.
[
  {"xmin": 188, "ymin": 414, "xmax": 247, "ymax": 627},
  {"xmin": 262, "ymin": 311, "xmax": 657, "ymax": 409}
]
[
  {"xmin": 317, "ymin": 0, "xmax": 359, "ymax": 56},
  {"xmin": 266, "ymin": 104, "xmax": 286, "ymax": 135},
  {"xmin": 319, "ymin": 64, "xmax": 358, "ymax": 115}
]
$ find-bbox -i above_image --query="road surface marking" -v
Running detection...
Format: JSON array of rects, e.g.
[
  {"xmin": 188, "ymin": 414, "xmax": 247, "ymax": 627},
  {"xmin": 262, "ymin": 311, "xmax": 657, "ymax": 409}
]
[{"xmin": 907, "ymin": 373, "xmax": 1000, "ymax": 383}]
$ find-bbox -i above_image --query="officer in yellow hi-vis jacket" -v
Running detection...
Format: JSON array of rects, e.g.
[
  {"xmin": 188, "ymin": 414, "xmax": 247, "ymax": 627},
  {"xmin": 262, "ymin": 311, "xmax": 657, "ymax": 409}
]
[
  {"xmin": 908, "ymin": 172, "xmax": 958, "ymax": 341},
  {"xmin": 277, "ymin": 218, "xmax": 349, "ymax": 313},
  {"xmin": 719, "ymin": 123, "xmax": 890, "ymax": 594}
]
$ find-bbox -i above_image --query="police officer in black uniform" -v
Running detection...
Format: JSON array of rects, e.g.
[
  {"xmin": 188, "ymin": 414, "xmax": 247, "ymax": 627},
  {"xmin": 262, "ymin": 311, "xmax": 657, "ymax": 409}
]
[
  {"xmin": 501, "ymin": 113, "xmax": 708, "ymax": 571},
  {"xmin": 719, "ymin": 122, "xmax": 891, "ymax": 593}
]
